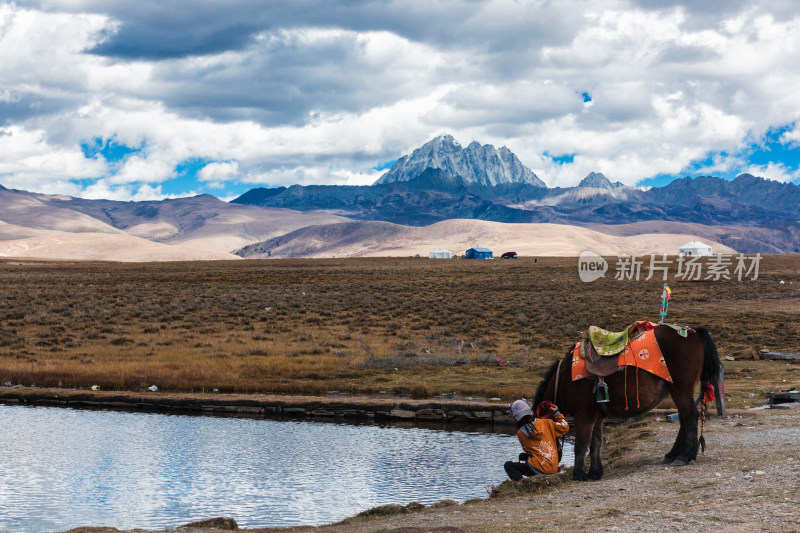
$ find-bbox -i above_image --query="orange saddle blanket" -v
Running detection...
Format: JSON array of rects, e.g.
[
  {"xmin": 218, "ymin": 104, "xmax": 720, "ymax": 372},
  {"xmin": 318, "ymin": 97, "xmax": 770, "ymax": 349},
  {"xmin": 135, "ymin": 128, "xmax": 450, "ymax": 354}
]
[{"xmin": 571, "ymin": 324, "xmax": 672, "ymax": 383}]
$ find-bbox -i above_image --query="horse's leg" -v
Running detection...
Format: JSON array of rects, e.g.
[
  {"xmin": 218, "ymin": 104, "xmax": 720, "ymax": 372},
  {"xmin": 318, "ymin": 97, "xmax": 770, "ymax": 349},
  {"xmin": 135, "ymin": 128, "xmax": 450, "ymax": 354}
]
[
  {"xmin": 587, "ymin": 417, "xmax": 604, "ymax": 480},
  {"xmin": 656, "ymin": 326, "xmax": 707, "ymax": 465},
  {"xmin": 669, "ymin": 386, "xmax": 700, "ymax": 465},
  {"xmin": 662, "ymin": 389, "xmax": 686, "ymax": 463},
  {"xmin": 572, "ymin": 414, "xmax": 595, "ymax": 481},
  {"xmin": 662, "ymin": 424, "xmax": 686, "ymax": 464}
]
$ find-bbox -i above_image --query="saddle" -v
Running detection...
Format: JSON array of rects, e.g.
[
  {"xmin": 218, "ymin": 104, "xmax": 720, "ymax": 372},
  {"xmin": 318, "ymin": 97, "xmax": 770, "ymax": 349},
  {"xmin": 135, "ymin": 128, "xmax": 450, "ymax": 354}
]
[
  {"xmin": 580, "ymin": 324, "xmax": 634, "ymax": 377},
  {"xmin": 580, "ymin": 322, "xmax": 661, "ymax": 377},
  {"xmin": 580, "ymin": 338, "xmax": 621, "ymax": 377}
]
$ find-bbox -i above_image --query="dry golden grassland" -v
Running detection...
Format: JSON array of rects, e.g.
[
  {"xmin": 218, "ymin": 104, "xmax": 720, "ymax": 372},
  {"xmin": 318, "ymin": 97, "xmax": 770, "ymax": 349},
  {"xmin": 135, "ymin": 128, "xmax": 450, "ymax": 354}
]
[{"xmin": 0, "ymin": 256, "xmax": 798, "ymax": 406}]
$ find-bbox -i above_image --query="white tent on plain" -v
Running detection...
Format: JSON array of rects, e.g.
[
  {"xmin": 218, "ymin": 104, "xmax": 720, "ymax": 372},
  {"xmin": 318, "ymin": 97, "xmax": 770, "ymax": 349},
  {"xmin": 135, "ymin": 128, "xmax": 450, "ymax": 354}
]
[
  {"xmin": 678, "ymin": 241, "xmax": 713, "ymax": 257},
  {"xmin": 429, "ymin": 248, "xmax": 453, "ymax": 259}
]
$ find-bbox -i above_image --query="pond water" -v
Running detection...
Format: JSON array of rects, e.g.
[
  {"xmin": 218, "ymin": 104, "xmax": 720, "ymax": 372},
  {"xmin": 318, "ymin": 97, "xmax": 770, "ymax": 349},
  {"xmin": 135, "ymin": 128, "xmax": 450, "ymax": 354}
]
[{"xmin": 0, "ymin": 405, "xmax": 573, "ymax": 532}]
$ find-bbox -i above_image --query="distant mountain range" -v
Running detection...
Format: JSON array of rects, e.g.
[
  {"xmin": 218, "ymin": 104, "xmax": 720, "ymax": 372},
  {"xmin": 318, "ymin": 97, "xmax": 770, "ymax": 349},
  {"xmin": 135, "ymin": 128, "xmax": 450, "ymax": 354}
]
[
  {"xmin": 2, "ymin": 183, "xmax": 745, "ymax": 261},
  {"xmin": 2, "ymin": 134, "xmax": 800, "ymax": 260},
  {"xmin": 231, "ymin": 135, "xmax": 800, "ymax": 253}
]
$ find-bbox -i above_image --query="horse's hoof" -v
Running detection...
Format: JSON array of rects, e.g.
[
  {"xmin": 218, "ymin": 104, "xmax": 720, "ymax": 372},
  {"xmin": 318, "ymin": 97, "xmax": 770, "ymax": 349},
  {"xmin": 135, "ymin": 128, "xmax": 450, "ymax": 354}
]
[
  {"xmin": 587, "ymin": 472, "xmax": 603, "ymax": 481},
  {"xmin": 572, "ymin": 472, "xmax": 587, "ymax": 482},
  {"xmin": 670, "ymin": 457, "xmax": 689, "ymax": 466},
  {"xmin": 662, "ymin": 455, "xmax": 675, "ymax": 464}
]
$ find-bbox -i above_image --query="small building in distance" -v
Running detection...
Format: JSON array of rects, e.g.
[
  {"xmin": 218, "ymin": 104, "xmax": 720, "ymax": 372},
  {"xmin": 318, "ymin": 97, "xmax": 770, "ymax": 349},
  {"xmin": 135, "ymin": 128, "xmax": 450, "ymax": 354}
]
[
  {"xmin": 429, "ymin": 248, "xmax": 452, "ymax": 259},
  {"xmin": 678, "ymin": 241, "xmax": 713, "ymax": 257},
  {"xmin": 465, "ymin": 247, "xmax": 493, "ymax": 259}
]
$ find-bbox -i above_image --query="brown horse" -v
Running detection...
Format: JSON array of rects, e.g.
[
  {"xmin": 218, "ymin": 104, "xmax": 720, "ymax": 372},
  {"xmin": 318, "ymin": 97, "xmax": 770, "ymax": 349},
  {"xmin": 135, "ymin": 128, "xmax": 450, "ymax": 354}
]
[{"xmin": 533, "ymin": 325, "xmax": 721, "ymax": 481}]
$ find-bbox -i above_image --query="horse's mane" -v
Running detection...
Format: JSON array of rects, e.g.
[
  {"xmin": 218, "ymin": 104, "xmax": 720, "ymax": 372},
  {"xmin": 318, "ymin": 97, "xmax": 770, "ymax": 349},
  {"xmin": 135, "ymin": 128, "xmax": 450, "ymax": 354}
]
[{"xmin": 533, "ymin": 358, "xmax": 561, "ymax": 408}]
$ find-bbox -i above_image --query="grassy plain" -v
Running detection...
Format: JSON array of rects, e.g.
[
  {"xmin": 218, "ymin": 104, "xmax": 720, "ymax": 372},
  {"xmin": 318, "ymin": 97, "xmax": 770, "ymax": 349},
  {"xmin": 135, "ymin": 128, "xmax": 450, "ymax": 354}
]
[{"xmin": 0, "ymin": 256, "xmax": 798, "ymax": 406}]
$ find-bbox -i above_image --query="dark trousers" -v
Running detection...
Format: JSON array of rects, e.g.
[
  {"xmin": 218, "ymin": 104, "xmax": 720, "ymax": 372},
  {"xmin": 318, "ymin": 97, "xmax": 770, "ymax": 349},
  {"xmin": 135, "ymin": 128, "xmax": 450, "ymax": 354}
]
[{"xmin": 504, "ymin": 454, "xmax": 541, "ymax": 481}]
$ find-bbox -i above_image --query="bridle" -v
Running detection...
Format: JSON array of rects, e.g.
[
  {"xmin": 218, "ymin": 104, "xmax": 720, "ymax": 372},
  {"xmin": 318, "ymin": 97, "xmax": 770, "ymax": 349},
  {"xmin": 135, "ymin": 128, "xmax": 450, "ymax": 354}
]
[{"xmin": 553, "ymin": 357, "xmax": 563, "ymax": 406}]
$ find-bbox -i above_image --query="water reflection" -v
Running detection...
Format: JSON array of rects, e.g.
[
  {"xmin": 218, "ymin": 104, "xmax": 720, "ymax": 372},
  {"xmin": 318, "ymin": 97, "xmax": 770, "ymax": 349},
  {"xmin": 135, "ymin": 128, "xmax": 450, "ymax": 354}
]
[{"xmin": 0, "ymin": 405, "xmax": 573, "ymax": 532}]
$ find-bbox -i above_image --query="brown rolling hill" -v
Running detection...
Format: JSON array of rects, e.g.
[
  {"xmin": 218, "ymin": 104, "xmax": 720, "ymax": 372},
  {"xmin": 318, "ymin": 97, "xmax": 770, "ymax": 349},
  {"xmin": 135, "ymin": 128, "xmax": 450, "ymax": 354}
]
[
  {"xmin": 0, "ymin": 186, "xmax": 351, "ymax": 261},
  {"xmin": 235, "ymin": 219, "xmax": 737, "ymax": 258},
  {"xmin": 0, "ymin": 226, "xmax": 239, "ymax": 262}
]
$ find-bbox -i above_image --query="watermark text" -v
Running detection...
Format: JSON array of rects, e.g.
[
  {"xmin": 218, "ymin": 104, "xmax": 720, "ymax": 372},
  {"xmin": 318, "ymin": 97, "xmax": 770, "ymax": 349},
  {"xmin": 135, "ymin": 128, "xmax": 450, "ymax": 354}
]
[{"xmin": 579, "ymin": 252, "xmax": 761, "ymax": 282}]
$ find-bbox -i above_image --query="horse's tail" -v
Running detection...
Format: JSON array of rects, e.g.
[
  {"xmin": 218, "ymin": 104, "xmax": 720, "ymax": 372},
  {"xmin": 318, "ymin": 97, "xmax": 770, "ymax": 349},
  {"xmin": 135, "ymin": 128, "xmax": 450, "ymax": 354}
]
[
  {"xmin": 696, "ymin": 327, "xmax": 722, "ymax": 389},
  {"xmin": 696, "ymin": 327, "xmax": 722, "ymax": 453}
]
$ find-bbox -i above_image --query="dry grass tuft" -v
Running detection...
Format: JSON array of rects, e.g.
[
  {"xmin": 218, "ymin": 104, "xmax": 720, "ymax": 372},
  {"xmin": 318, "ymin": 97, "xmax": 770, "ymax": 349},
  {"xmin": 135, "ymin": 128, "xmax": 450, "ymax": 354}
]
[{"xmin": 490, "ymin": 473, "xmax": 569, "ymax": 498}]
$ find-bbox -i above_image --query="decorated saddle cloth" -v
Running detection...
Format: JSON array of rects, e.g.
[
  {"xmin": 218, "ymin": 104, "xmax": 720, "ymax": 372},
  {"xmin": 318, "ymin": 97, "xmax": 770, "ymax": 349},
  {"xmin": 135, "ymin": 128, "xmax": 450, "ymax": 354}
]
[
  {"xmin": 588, "ymin": 326, "xmax": 630, "ymax": 356},
  {"xmin": 571, "ymin": 321, "xmax": 689, "ymax": 383},
  {"xmin": 587, "ymin": 321, "xmax": 690, "ymax": 356}
]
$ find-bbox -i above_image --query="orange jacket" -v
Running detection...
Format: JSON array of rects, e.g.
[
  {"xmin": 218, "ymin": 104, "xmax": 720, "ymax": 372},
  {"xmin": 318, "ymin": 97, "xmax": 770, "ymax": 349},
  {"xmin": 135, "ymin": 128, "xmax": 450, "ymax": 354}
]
[{"xmin": 516, "ymin": 413, "xmax": 569, "ymax": 474}]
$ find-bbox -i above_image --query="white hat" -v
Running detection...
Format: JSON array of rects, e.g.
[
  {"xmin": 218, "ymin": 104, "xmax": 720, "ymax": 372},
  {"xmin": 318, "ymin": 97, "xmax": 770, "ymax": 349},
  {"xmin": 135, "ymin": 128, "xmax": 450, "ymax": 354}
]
[{"xmin": 508, "ymin": 399, "xmax": 532, "ymax": 421}]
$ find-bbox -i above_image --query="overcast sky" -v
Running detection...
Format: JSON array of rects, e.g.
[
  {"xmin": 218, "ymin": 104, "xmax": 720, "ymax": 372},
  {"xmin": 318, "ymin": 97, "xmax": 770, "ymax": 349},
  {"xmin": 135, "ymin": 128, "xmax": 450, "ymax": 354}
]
[{"xmin": 1, "ymin": 0, "xmax": 799, "ymax": 201}]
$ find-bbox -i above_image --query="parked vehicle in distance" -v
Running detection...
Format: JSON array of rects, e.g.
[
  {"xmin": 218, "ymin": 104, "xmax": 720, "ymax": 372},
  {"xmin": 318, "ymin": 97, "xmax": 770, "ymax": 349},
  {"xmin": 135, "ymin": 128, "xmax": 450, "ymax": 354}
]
[
  {"xmin": 500, "ymin": 251, "xmax": 518, "ymax": 259},
  {"xmin": 465, "ymin": 247, "xmax": 493, "ymax": 259}
]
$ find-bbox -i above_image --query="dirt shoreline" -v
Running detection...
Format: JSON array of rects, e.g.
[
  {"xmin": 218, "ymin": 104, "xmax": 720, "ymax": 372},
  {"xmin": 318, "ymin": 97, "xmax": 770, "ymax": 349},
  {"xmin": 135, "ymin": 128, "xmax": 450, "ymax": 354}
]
[{"xmin": 47, "ymin": 395, "xmax": 799, "ymax": 533}]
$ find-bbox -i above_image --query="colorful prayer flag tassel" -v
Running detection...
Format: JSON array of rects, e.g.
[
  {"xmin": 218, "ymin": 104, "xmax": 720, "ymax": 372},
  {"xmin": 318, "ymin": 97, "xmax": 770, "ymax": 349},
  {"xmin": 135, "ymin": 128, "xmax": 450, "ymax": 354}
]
[{"xmin": 658, "ymin": 283, "xmax": 670, "ymax": 324}]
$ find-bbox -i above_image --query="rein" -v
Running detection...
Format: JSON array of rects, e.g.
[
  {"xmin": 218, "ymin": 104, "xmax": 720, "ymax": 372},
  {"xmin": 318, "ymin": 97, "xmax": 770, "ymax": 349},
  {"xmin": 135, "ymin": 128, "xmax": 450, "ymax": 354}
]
[
  {"xmin": 553, "ymin": 357, "xmax": 563, "ymax": 405},
  {"xmin": 553, "ymin": 357, "xmax": 565, "ymax": 462}
]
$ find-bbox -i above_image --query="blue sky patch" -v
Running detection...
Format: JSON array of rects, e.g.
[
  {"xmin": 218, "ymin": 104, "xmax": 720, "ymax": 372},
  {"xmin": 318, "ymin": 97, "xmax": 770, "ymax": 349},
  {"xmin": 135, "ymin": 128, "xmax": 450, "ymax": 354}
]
[
  {"xmin": 545, "ymin": 152, "xmax": 575, "ymax": 164},
  {"xmin": 81, "ymin": 137, "xmax": 142, "ymax": 166},
  {"xmin": 638, "ymin": 173, "xmax": 683, "ymax": 188},
  {"xmin": 748, "ymin": 125, "xmax": 800, "ymax": 172},
  {"xmin": 639, "ymin": 150, "xmax": 735, "ymax": 188},
  {"xmin": 160, "ymin": 157, "xmax": 210, "ymax": 196},
  {"xmin": 373, "ymin": 160, "xmax": 396, "ymax": 171}
]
